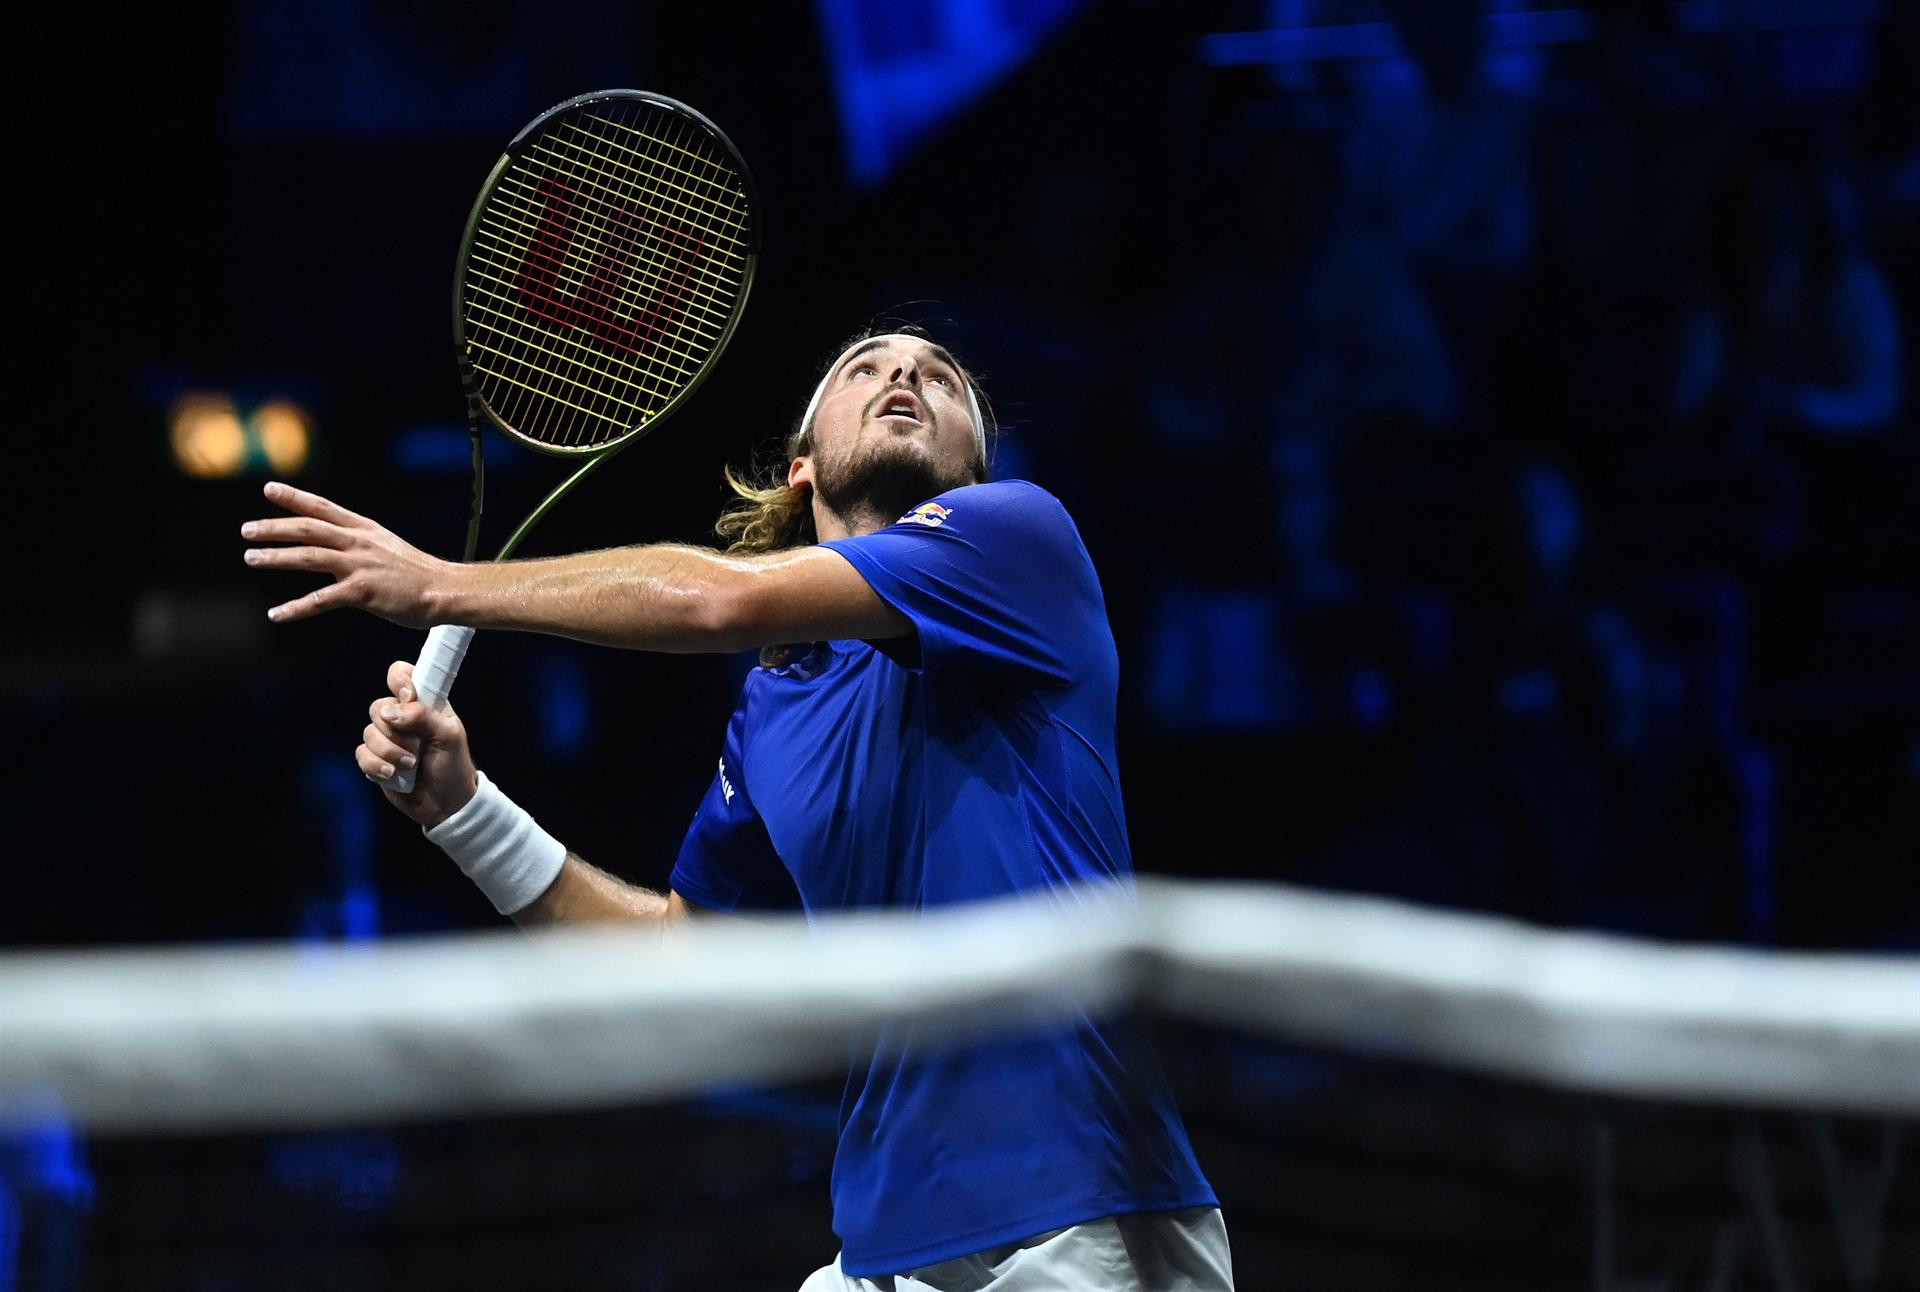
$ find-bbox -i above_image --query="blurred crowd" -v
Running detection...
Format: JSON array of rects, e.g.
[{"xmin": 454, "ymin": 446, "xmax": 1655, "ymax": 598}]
[
  {"xmin": 923, "ymin": 3, "xmax": 1918, "ymax": 950},
  {"xmin": 10, "ymin": 2, "xmax": 1913, "ymax": 959}
]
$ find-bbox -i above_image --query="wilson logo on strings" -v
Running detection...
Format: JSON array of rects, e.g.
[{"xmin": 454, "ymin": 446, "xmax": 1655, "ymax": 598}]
[{"xmin": 515, "ymin": 177, "xmax": 707, "ymax": 358}]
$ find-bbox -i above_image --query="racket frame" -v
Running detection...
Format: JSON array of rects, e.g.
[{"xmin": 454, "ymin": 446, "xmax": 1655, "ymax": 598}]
[
  {"xmin": 388, "ymin": 90, "xmax": 757, "ymax": 794},
  {"xmin": 451, "ymin": 88, "xmax": 761, "ymax": 560}
]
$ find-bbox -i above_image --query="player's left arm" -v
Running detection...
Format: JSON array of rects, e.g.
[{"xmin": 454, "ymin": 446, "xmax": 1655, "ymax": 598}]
[{"xmin": 243, "ymin": 482, "xmax": 908, "ymax": 651}]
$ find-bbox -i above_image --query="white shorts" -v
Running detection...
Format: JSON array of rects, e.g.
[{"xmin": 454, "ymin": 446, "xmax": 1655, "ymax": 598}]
[{"xmin": 798, "ymin": 1207, "xmax": 1233, "ymax": 1292}]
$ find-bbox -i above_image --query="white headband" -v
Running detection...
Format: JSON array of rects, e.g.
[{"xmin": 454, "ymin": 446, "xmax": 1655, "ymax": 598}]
[{"xmin": 799, "ymin": 336, "xmax": 989, "ymax": 466}]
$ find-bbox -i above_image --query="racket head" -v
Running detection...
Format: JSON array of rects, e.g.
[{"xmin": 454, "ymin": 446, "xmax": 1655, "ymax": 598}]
[{"xmin": 454, "ymin": 89, "xmax": 759, "ymax": 456}]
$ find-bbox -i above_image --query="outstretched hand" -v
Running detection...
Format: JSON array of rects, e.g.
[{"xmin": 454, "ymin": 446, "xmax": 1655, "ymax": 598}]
[{"xmin": 242, "ymin": 482, "xmax": 455, "ymax": 627}]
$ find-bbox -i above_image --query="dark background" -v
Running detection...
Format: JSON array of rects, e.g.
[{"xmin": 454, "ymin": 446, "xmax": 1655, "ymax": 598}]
[
  {"xmin": 4, "ymin": 4, "xmax": 1918, "ymax": 1286},
  {"xmin": 6, "ymin": 0, "xmax": 1914, "ymax": 952}
]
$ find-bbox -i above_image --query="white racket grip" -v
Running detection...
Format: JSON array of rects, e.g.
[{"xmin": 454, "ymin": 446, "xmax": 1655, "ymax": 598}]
[{"xmin": 388, "ymin": 624, "xmax": 475, "ymax": 794}]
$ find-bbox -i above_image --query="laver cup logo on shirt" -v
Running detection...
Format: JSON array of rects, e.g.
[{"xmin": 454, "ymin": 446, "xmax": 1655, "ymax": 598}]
[{"xmin": 896, "ymin": 501, "xmax": 953, "ymax": 527}]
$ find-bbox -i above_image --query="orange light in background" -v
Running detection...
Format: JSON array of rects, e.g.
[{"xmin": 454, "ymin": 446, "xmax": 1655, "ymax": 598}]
[
  {"xmin": 169, "ymin": 393, "xmax": 247, "ymax": 478},
  {"xmin": 251, "ymin": 399, "xmax": 312, "ymax": 473}
]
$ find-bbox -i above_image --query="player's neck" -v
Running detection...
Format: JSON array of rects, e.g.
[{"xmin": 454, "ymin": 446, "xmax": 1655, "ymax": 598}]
[{"xmin": 812, "ymin": 502, "xmax": 893, "ymax": 542}]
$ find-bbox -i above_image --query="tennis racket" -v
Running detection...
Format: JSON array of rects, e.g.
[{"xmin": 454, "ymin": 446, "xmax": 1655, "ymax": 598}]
[{"xmin": 392, "ymin": 88, "xmax": 758, "ymax": 792}]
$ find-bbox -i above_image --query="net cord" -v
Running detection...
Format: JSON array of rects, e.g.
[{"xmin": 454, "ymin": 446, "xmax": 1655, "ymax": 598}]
[{"xmin": 3, "ymin": 880, "xmax": 1914, "ymax": 1133}]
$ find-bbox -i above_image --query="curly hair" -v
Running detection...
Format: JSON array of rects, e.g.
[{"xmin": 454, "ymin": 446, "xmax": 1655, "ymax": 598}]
[{"xmin": 715, "ymin": 325, "xmax": 992, "ymax": 667}]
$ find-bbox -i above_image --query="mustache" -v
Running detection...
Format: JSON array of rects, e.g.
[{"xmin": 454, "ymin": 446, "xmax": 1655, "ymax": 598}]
[{"xmin": 864, "ymin": 388, "xmax": 933, "ymax": 425}]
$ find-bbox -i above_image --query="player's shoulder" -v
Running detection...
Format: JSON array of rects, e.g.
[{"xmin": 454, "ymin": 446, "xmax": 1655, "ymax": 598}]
[
  {"xmin": 897, "ymin": 478, "xmax": 1075, "ymax": 533},
  {"xmin": 944, "ymin": 478, "xmax": 1062, "ymax": 509}
]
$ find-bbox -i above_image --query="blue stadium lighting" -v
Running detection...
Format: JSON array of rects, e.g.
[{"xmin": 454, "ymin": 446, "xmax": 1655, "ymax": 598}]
[
  {"xmin": 816, "ymin": 0, "xmax": 1090, "ymax": 187},
  {"xmin": 390, "ymin": 424, "xmax": 527, "ymax": 476},
  {"xmin": 1197, "ymin": 6, "xmax": 1595, "ymax": 69}
]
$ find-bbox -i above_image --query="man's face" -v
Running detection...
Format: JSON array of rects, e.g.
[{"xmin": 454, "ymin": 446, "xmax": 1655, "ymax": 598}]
[{"xmin": 791, "ymin": 335, "xmax": 982, "ymax": 523}]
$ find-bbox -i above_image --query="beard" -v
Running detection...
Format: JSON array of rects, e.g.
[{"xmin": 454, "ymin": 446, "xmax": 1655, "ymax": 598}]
[{"xmin": 813, "ymin": 420, "xmax": 974, "ymax": 529}]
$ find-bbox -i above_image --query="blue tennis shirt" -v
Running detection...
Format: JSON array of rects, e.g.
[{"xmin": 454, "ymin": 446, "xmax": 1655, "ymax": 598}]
[{"xmin": 669, "ymin": 479, "xmax": 1216, "ymax": 1275}]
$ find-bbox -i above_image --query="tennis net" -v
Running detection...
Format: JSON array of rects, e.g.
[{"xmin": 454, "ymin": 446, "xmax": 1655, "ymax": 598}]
[{"xmin": 4, "ymin": 880, "xmax": 1915, "ymax": 1290}]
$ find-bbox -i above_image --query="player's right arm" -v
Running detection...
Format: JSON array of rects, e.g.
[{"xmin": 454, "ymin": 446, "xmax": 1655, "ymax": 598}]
[{"xmin": 358, "ymin": 661, "xmax": 700, "ymax": 928}]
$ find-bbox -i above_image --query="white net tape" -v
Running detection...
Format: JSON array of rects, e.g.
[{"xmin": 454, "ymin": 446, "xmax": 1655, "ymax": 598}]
[{"xmin": 3, "ymin": 880, "xmax": 1915, "ymax": 1133}]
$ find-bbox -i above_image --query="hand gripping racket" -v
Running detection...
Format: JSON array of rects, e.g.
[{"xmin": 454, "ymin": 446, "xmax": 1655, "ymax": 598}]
[{"xmin": 392, "ymin": 89, "xmax": 758, "ymax": 791}]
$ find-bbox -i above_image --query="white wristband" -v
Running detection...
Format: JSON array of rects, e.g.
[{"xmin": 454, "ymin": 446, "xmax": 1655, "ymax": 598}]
[{"xmin": 422, "ymin": 770, "xmax": 568, "ymax": 915}]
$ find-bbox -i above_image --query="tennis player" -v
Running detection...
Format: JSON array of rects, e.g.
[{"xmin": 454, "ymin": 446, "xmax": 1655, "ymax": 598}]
[{"xmin": 243, "ymin": 331, "xmax": 1232, "ymax": 1290}]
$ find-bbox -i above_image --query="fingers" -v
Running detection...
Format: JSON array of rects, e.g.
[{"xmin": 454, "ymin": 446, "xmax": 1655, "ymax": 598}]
[
  {"xmin": 366, "ymin": 696, "xmax": 423, "ymax": 769},
  {"xmin": 359, "ymin": 723, "xmax": 417, "ymax": 780},
  {"xmin": 387, "ymin": 660, "xmax": 415, "ymax": 702},
  {"xmin": 260, "ymin": 480, "xmax": 368, "ymax": 527},
  {"xmin": 267, "ymin": 580, "xmax": 359, "ymax": 623},
  {"xmin": 242, "ymin": 545, "xmax": 348, "ymax": 573},
  {"xmin": 356, "ymin": 741, "xmax": 419, "ymax": 791},
  {"xmin": 362, "ymin": 683, "xmax": 447, "ymax": 787},
  {"xmin": 238, "ymin": 516, "xmax": 355, "ymax": 548},
  {"xmin": 356, "ymin": 742, "xmax": 398, "ymax": 784},
  {"xmin": 367, "ymin": 694, "xmax": 456, "ymax": 745},
  {"xmin": 244, "ymin": 485, "xmax": 375, "ymax": 625}
]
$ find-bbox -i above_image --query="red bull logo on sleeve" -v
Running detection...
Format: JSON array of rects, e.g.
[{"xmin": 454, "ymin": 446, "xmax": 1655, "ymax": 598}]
[{"xmin": 898, "ymin": 502, "xmax": 953, "ymax": 528}]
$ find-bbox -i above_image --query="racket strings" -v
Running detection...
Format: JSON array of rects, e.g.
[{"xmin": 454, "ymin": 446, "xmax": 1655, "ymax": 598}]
[
  {"xmin": 469, "ymin": 207, "xmax": 711, "ymax": 387},
  {"xmin": 510, "ymin": 147, "xmax": 740, "ymax": 323},
  {"xmin": 477, "ymin": 121, "xmax": 726, "ymax": 443},
  {"xmin": 474, "ymin": 193, "xmax": 730, "ymax": 355},
  {"xmin": 464, "ymin": 247, "xmax": 701, "ymax": 384},
  {"xmin": 486, "ymin": 172, "xmax": 737, "ymax": 329},
  {"xmin": 518, "ymin": 121, "xmax": 745, "ymax": 328},
  {"xmin": 557, "ymin": 118, "xmax": 751, "ymax": 244},
  {"xmin": 582, "ymin": 110, "xmax": 744, "ymax": 196},
  {"xmin": 462, "ymin": 99, "xmax": 752, "ymax": 449},
  {"xmin": 540, "ymin": 109, "xmax": 745, "ymax": 326},
  {"xmin": 549, "ymin": 121, "xmax": 751, "ymax": 246}
]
